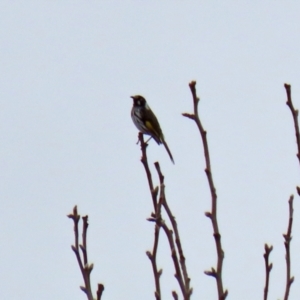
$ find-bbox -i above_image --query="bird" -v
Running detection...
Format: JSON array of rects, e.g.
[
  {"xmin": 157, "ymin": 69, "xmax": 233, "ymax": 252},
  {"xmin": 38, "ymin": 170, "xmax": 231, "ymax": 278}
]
[{"xmin": 131, "ymin": 95, "xmax": 174, "ymax": 164}]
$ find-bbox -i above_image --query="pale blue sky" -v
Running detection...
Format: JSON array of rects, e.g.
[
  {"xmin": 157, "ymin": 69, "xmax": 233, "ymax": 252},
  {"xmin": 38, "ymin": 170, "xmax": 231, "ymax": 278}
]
[{"xmin": 1, "ymin": 2, "xmax": 300, "ymax": 299}]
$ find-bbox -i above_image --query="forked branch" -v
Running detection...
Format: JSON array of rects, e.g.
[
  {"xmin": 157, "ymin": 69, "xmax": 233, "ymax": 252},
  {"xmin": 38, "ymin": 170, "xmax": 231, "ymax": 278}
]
[
  {"xmin": 283, "ymin": 83, "xmax": 299, "ymax": 299},
  {"xmin": 154, "ymin": 162, "xmax": 192, "ymax": 299},
  {"xmin": 68, "ymin": 206, "xmax": 104, "ymax": 300},
  {"xmin": 139, "ymin": 134, "xmax": 192, "ymax": 299},
  {"xmin": 139, "ymin": 133, "xmax": 162, "ymax": 299}
]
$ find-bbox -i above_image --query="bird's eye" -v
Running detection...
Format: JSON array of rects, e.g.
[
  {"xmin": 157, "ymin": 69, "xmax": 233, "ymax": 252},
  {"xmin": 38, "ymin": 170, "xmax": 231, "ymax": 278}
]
[{"xmin": 137, "ymin": 100, "xmax": 140, "ymax": 105}]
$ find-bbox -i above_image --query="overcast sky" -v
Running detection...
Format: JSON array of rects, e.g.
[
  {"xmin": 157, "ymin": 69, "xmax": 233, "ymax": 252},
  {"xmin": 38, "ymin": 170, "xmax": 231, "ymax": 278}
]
[{"xmin": 1, "ymin": 2, "xmax": 300, "ymax": 299}]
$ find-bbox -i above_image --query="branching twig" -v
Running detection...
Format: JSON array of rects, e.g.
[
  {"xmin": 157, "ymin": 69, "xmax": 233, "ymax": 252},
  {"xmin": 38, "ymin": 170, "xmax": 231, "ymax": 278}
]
[
  {"xmin": 283, "ymin": 83, "xmax": 299, "ymax": 300},
  {"xmin": 161, "ymin": 219, "xmax": 185, "ymax": 296},
  {"xmin": 283, "ymin": 196, "xmax": 294, "ymax": 300},
  {"xmin": 183, "ymin": 81, "xmax": 227, "ymax": 300},
  {"xmin": 139, "ymin": 134, "xmax": 192, "ymax": 299},
  {"xmin": 68, "ymin": 206, "xmax": 104, "ymax": 300},
  {"xmin": 263, "ymin": 244, "xmax": 273, "ymax": 300},
  {"xmin": 146, "ymin": 227, "xmax": 162, "ymax": 300},
  {"xmin": 154, "ymin": 162, "xmax": 192, "ymax": 298},
  {"xmin": 154, "ymin": 162, "xmax": 192, "ymax": 299},
  {"xmin": 139, "ymin": 134, "xmax": 162, "ymax": 299},
  {"xmin": 284, "ymin": 83, "xmax": 300, "ymax": 165},
  {"xmin": 146, "ymin": 209, "xmax": 163, "ymax": 300}
]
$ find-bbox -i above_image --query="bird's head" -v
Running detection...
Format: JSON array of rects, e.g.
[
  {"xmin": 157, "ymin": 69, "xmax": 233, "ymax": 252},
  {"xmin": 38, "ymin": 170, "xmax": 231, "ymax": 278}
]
[{"xmin": 131, "ymin": 95, "xmax": 146, "ymax": 107}]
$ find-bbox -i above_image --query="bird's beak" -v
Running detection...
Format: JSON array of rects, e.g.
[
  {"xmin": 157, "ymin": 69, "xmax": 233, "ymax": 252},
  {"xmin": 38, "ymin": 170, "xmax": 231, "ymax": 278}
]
[{"xmin": 130, "ymin": 96, "xmax": 135, "ymax": 99}]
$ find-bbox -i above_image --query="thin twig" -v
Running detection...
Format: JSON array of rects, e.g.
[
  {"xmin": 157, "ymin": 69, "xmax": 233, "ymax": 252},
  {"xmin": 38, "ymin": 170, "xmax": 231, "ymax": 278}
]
[
  {"xmin": 154, "ymin": 163, "xmax": 191, "ymax": 299},
  {"xmin": 172, "ymin": 291, "xmax": 179, "ymax": 300},
  {"xmin": 263, "ymin": 244, "xmax": 273, "ymax": 300},
  {"xmin": 161, "ymin": 217, "xmax": 186, "ymax": 295},
  {"xmin": 68, "ymin": 206, "xmax": 104, "ymax": 300},
  {"xmin": 283, "ymin": 196, "xmax": 294, "ymax": 300},
  {"xmin": 149, "ymin": 169, "xmax": 185, "ymax": 297},
  {"xmin": 183, "ymin": 81, "xmax": 227, "ymax": 300},
  {"xmin": 284, "ymin": 83, "xmax": 300, "ymax": 165},
  {"xmin": 96, "ymin": 284, "xmax": 105, "ymax": 300},
  {"xmin": 154, "ymin": 162, "xmax": 192, "ymax": 298},
  {"xmin": 146, "ymin": 210, "xmax": 162, "ymax": 300},
  {"xmin": 82, "ymin": 216, "xmax": 89, "ymax": 265},
  {"xmin": 139, "ymin": 134, "xmax": 162, "ymax": 299},
  {"xmin": 146, "ymin": 226, "xmax": 162, "ymax": 300},
  {"xmin": 139, "ymin": 133, "xmax": 192, "ymax": 299},
  {"xmin": 139, "ymin": 132, "xmax": 158, "ymax": 211},
  {"xmin": 283, "ymin": 83, "xmax": 298, "ymax": 300}
]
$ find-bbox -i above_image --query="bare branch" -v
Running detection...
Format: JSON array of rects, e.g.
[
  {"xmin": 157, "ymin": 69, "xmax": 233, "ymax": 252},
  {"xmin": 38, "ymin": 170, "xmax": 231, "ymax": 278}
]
[
  {"xmin": 284, "ymin": 83, "xmax": 300, "ymax": 165},
  {"xmin": 154, "ymin": 162, "xmax": 192, "ymax": 299},
  {"xmin": 68, "ymin": 206, "xmax": 104, "ymax": 300},
  {"xmin": 146, "ymin": 222, "xmax": 162, "ymax": 300},
  {"xmin": 183, "ymin": 81, "xmax": 227, "ymax": 299},
  {"xmin": 155, "ymin": 163, "xmax": 192, "ymax": 298},
  {"xmin": 152, "ymin": 168, "xmax": 186, "ymax": 297},
  {"xmin": 139, "ymin": 132, "xmax": 158, "ymax": 211},
  {"xmin": 172, "ymin": 290, "xmax": 179, "ymax": 300},
  {"xmin": 296, "ymin": 186, "xmax": 300, "ymax": 196},
  {"xmin": 81, "ymin": 216, "xmax": 89, "ymax": 265},
  {"xmin": 96, "ymin": 284, "xmax": 105, "ymax": 300},
  {"xmin": 263, "ymin": 244, "xmax": 273, "ymax": 300},
  {"xmin": 282, "ymin": 83, "xmax": 299, "ymax": 300},
  {"xmin": 139, "ymin": 134, "xmax": 162, "ymax": 299},
  {"xmin": 283, "ymin": 196, "xmax": 295, "ymax": 300},
  {"xmin": 139, "ymin": 133, "xmax": 192, "ymax": 299}
]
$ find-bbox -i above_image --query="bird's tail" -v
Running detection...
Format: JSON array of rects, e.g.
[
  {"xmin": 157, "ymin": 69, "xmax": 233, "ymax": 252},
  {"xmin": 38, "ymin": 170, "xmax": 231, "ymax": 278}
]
[{"xmin": 162, "ymin": 139, "xmax": 175, "ymax": 164}]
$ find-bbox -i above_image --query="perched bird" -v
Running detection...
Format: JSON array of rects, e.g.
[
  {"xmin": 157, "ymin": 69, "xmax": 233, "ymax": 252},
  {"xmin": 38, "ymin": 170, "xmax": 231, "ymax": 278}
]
[{"xmin": 131, "ymin": 95, "xmax": 174, "ymax": 164}]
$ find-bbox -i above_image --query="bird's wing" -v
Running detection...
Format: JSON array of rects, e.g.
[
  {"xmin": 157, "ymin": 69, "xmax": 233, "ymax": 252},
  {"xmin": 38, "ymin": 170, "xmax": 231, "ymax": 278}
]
[{"xmin": 142, "ymin": 107, "xmax": 163, "ymax": 144}]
